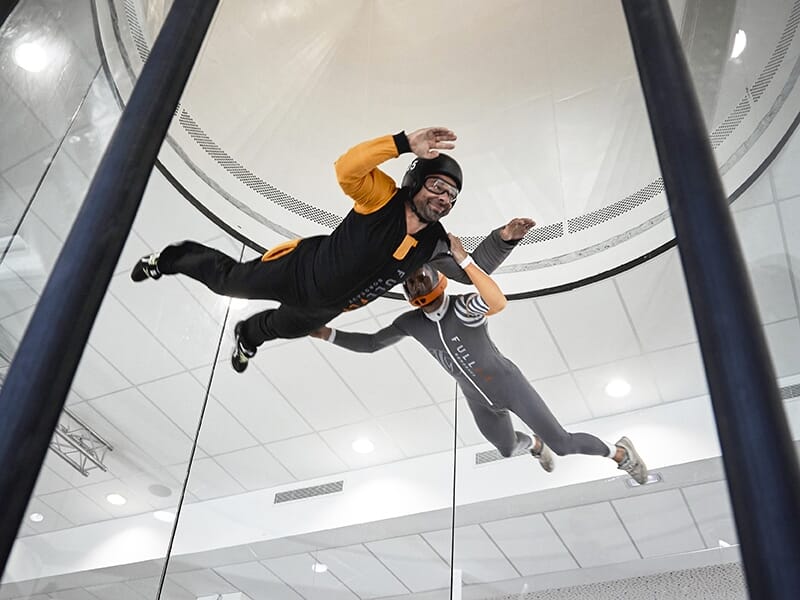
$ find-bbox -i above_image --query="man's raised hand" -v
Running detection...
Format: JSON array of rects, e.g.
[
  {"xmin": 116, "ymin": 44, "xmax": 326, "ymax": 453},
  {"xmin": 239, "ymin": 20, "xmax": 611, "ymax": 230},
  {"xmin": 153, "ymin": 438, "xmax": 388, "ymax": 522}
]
[{"xmin": 407, "ymin": 127, "xmax": 457, "ymax": 158}]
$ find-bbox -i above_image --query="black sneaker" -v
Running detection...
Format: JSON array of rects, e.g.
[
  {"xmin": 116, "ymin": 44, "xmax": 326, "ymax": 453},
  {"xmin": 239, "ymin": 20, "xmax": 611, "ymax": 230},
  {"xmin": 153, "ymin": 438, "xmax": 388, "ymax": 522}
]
[
  {"xmin": 231, "ymin": 322, "xmax": 257, "ymax": 373},
  {"xmin": 131, "ymin": 253, "xmax": 162, "ymax": 282}
]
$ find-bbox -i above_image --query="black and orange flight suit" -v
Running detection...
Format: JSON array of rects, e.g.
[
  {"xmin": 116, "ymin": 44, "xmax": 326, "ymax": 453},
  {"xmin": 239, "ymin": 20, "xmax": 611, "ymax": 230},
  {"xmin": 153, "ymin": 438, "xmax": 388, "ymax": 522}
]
[{"xmin": 157, "ymin": 132, "xmax": 519, "ymax": 347}]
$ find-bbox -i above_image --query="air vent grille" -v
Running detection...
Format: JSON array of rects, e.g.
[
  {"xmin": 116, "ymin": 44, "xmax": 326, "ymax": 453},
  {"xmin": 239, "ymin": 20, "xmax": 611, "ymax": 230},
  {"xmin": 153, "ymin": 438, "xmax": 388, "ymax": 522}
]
[{"xmin": 274, "ymin": 481, "xmax": 344, "ymax": 504}]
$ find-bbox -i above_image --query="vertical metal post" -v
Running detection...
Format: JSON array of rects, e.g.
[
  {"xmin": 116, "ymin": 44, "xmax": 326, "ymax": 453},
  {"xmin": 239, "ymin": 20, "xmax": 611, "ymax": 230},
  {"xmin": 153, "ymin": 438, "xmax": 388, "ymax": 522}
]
[
  {"xmin": 0, "ymin": 0, "xmax": 219, "ymax": 576},
  {"xmin": 621, "ymin": 1, "xmax": 800, "ymax": 598},
  {"xmin": 0, "ymin": 0, "xmax": 20, "ymax": 30}
]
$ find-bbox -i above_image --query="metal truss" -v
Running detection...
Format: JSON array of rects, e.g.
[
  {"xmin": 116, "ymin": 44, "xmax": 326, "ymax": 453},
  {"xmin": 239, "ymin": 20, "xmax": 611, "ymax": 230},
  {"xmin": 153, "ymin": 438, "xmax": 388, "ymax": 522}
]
[{"xmin": 49, "ymin": 408, "xmax": 113, "ymax": 476}]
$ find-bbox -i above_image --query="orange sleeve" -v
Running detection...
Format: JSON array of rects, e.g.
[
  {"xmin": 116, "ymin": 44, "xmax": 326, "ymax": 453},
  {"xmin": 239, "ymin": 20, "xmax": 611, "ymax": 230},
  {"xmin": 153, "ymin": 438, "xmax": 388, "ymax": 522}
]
[
  {"xmin": 464, "ymin": 262, "xmax": 507, "ymax": 316},
  {"xmin": 334, "ymin": 134, "xmax": 401, "ymax": 215}
]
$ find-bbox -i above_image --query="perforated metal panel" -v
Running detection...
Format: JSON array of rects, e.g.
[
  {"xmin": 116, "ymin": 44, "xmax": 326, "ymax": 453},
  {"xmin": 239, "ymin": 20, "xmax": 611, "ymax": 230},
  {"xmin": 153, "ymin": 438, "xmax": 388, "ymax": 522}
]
[{"xmin": 274, "ymin": 480, "xmax": 344, "ymax": 504}]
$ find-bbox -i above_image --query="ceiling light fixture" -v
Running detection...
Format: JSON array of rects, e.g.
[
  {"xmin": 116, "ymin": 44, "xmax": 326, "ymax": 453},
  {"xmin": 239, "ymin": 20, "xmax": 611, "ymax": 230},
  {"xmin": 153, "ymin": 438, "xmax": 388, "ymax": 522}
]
[
  {"xmin": 604, "ymin": 378, "xmax": 631, "ymax": 398},
  {"xmin": 153, "ymin": 510, "xmax": 176, "ymax": 523},
  {"xmin": 106, "ymin": 493, "xmax": 127, "ymax": 506},
  {"xmin": 718, "ymin": 539, "xmax": 732, "ymax": 548},
  {"xmin": 625, "ymin": 472, "xmax": 663, "ymax": 488},
  {"xmin": 351, "ymin": 438, "xmax": 374, "ymax": 454},
  {"xmin": 311, "ymin": 562, "xmax": 328, "ymax": 573},
  {"xmin": 230, "ymin": 297, "xmax": 249, "ymax": 310},
  {"xmin": 731, "ymin": 29, "xmax": 747, "ymax": 59},
  {"xmin": 14, "ymin": 41, "xmax": 48, "ymax": 72},
  {"xmin": 29, "ymin": 513, "xmax": 44, "ymax": 523}
]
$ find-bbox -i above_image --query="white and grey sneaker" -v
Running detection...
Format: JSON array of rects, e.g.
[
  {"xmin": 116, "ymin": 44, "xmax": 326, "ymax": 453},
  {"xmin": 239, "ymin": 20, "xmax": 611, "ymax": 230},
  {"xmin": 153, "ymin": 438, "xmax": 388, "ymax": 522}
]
[
  {"xmin": 130, "ymin": 253, "xmax": 162, "ymax": 282},
  {"xmin": 615, "ymin": 436, "xmax": 647, "ymax": 485},
  {"xmin": 531, "ymin": 436, "xmax": 555, "ymax": 473}
]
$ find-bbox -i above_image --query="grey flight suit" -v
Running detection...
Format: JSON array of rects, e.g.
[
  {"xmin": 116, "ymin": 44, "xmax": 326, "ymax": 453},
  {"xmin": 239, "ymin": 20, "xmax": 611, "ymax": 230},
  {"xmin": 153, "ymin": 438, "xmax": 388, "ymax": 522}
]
[{"xmin": 331, "ymin": 294, "xmax": 610, "ymax": 458}]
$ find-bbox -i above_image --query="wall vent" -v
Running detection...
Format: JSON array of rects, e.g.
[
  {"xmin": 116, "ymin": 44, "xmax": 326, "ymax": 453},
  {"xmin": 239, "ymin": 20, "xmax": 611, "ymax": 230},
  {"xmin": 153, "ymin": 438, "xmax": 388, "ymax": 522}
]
[
  {"xmin": 780, "ymin": 383, "xmax": 800, "ymax": 400},
  {"xmin": 274, "ymin": 481, "xmax": 344, "ymax": 504},
  {"xmin": 475, "ymin": 446, "xmax": 531, "ymax": 466}
]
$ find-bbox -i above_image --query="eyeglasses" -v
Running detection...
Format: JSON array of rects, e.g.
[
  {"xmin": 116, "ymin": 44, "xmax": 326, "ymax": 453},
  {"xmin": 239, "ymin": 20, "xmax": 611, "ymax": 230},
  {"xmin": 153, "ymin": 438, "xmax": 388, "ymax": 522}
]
[{"xmin": 423, "ymin": 177, "xmax": 459, "ymax": 202}]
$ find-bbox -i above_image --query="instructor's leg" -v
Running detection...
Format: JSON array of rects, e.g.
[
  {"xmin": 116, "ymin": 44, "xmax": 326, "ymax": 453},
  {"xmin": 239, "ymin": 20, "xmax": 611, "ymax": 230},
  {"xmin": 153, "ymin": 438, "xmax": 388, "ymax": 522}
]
[
  {"xmin": 465, "ymin": 396, "xmax": 532, "ymax": 458},
  {"xmin": 511, "ymin": 384, "xmax": 610, "ymax": 457}
]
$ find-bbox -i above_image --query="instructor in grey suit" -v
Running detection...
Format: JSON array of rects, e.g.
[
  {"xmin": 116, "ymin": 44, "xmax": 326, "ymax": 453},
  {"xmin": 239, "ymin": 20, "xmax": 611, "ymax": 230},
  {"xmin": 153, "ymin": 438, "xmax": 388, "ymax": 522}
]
[{"xmin": 311, "ymin": 235, "xmax": 648, "ymax": 483}]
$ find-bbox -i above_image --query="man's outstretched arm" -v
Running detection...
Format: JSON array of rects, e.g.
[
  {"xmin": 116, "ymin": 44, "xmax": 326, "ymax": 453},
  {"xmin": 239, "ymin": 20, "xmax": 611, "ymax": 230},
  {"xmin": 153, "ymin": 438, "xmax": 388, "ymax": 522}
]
[
  {"xmin": 431, "ymin": 217, "xmax": 535, "ymax": 283},
  {"xmin": 334, "ymin": 127, "xmax": 457, "ymax": 215},
  {"xmin": 310, "ymin": 322, "xmax": 408, "ymax": 353}
]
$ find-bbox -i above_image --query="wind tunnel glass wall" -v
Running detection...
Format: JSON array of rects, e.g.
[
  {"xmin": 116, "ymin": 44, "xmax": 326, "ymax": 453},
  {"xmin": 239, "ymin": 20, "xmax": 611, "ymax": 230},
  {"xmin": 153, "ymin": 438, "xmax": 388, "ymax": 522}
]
[
  {"xmin": 0, "ymin": 0, "xmax": 221, "ymax": 598},
  {"xmin": 447, "ymin": 1, "xmax": 800, "ymax": 598}
]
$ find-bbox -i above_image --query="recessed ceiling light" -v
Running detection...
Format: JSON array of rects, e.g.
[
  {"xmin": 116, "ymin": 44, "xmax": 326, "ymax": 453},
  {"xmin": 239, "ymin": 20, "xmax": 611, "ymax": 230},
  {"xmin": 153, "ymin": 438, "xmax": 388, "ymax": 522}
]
[
  {"xmin": 605, "ymin": 378, "xmax": 631, "ymax": 398},
  {"xmin": 352, "ymin": 438, "xmax": 374, "ymax": 454},
  {"xmin": 153, "ymin": 510, "xmax": 176, "ymax": 523},
  {"xmin": 230, "ymin": 297, "xmax": 249, "ymax": 309},
  {"xmin": 731, "ymin": 29, "xmax": 747, "ymax": 59},
  {"xmin": 29, "ymin": 512, "xmax": 44, "ymax": 523},
  {"xmin": 311, "ymin": 562, "xmax": 328, "ymax": 573},
  {"xmin": 106, "ymin": 493, "xmax": 127, "ymax": 506},
  {"xmin": 625, "ymin": 472, "xmax": 663, "ymax": 488},
  {"xmin": 14, "ymin": 42, "xmax": 48, "ymax": 72},
  {"xmin": 718, "ymin": 539, "xmax": 732, "ymax": 548}
]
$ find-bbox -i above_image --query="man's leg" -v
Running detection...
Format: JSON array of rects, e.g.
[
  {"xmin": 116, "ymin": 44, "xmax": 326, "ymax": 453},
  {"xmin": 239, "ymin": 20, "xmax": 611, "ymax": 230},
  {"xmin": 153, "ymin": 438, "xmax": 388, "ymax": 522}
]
[
  {"xmin": 231, "ymin": 304, "xmax": 339, "ymax": 372},
  {"xmin": 510, "ymin": 383, "xmax": 610, "ymax": 457}
]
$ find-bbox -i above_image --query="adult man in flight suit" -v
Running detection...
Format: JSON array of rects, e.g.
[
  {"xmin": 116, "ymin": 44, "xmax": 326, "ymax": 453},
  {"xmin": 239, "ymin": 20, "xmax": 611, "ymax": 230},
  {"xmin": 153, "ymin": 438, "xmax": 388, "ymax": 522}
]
[
  {"xmin": 131, "ymin": 127, "xmax": 535, "ymax": 372},
  {"xmin": 311, "ymin": 237, "xmax": 648, "ymax": 484}
]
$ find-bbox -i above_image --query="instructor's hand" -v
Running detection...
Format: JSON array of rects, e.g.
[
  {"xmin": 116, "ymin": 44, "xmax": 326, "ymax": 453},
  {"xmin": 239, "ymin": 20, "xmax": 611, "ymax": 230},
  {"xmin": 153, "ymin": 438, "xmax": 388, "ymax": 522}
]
[
  {"xmin": 448, "ymin": 233, "xmax": 469, "ymax": 263},
  {"xmin": 500, "ymin": 217, "xmax": 536, "ymax": 241},
  {"xmin": 407, "ymin": 127, "xmax": 457, "ymax": 158},
  {"xmin": 309, "ymin": 327, "xmax": 332, "ymax": 340}
]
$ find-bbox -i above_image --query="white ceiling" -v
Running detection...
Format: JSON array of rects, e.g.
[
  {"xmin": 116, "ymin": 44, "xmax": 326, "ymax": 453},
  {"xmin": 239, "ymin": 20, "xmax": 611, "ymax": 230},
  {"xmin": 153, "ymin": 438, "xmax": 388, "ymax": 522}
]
[{"xmin": 2, "ymin": 0, "xmax": 800, "ymax": 599}]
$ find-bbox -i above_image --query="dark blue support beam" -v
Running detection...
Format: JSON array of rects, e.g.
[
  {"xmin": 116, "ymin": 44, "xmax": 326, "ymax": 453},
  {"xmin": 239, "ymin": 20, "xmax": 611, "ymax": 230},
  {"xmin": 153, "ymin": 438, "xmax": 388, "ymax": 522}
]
[
  {"xmin": 0, "ymin": 0, "xmax": 218, "ymax": 576},
  {"xmin": 621, "ymin": 1, "xmax": 800, "ymax": 597},
  {"xmin": 0, "ymin": 0, "xmax": 20, "ymax": 29}
]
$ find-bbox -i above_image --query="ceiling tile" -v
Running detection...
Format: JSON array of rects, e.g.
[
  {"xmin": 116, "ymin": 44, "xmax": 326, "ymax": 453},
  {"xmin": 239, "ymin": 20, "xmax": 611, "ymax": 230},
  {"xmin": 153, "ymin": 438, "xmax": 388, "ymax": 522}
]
[
  {"xmin": 319, "ymin": 420, "xmax": 406, "ymax": 469},
  {"xmin": 257, "ymin": 338, "xmax": 369, "ymax": 430},
  {"xmin": 267, "ymin": 434, "xmax": 347, "ymax": 481},
  {"xmin": 127, "ymin": 577, "xmax": 194, "ymax": 600},
  {"xmin": 84, "ymin": 582, "xmax": 149, "ymax": 600},
  {"xmin": 110, "ymin": 271, "xmax": 226, "ymax": 371},
  {"xmin": 32, "ymin": 465, "xmax": 72, "ymax": 495},
  {"xmin": 214, "ymin": 561, "xmax": 303, "ymax": 600},
  {"xmin": 314, "ymin": 544, "xmax": 408, "ymax": 599},
  {"xmin": 612, "ymin": 489, "xmax": 705, "ymax": 557},
  {"xmin": 647, "ymin": 343, "xmax": 709, "ymax": 403},
  {"xmin": 423, "ymin": 525, "xmax": 519, "ymax": 584},
  {"xmin": 731, "ymin": 168, "xmax": 774, "ymax": 212},
  {"xmin": 315, "ymin": 338, "xmax": 433, "ymax": 417},
  {"xmin": 478, "ymin": 300, "xmax": 568, "ymax": 380},
  {"xmin": 71, "ymin": 344, "xmax": 131, "ymax": 400},
  {"xmin": 167, "ymin": 569, "xmax": 239, "ymax": 597},
  {"xmin": 39, "ymin": 488, "xmax": 111, "ymax": 526},
  {"xmin": 573, "ymin": 356, "xmax": 662, "ymax": 417},
  {"xmin": 0, "ymin": 264, "xmax": 38, "ymax": 319},
  {"xmin": 764, "ymin": 318, "xmax": 800, "ymax": 378},
  {"xmin": 365, "ymin": 535, "xmax": 450, "ymax": 593},
  {"xmin": 536, "ymin": 281, "xmax": 640, "ymax": 369},
  {"xmin": 0, "ymin": 87, "xmax": 54, "ymax": 171},
  {"xmin": 682, "ymin": 481, "xmax": 739, "ymax": 548},
  {"xmin": 22, "ymin": 496, "xmax": 74, "ymax": 535},
  {"xmin": 3, "ymin": 210, "xmax": 61, "ymax": 292},
  {"xmin": 140, "ymin": 373, "xmax": 258, "ymax": 456},
  {"xmin": 91, "ymin": 292, "xmax": 184, "ymax": 384},
  {"xmin": 261, "ymin": 553, "xmax": 359, "ymax": 600},
  {"xmin": 778, "ymin": 196, "xmax": 800, "ymax": 301},
  {"xmin": 545, "ymin": 501, "xmax": 640, "ymax": 567},
  {"xmin": 169, "ymin": 457, "xmax": 245, "ymax": 501},
  {"xmin": 89, "ymin": 388, "xmax": 195, "ymax": 466},
  {"xmin": 201, "ymin": 364, "xmax": 312, "ymax": 444},
  {"xmin": 28, "ymin": 151, "xmax": 89, "ymax": 240},
  {"xmin": 733, "ymin": 203, "xmax": 797, "ymax": 323},
  {"xmin": 483, "ymin": 513, "xmax": 578, "ymax": 576},
  {"xmin": 214, "ymin": 446, "xmax": 294, "ymax": 491},
  {"xmin": 528, "ymin": 373, "xmax": 593, "ymax": 425},
  {"xmin": 78, "ymin": 478, "xmax": 154, "ymax": 519},
  {"xmin": 616, "ymin": 250, "xmax": 697, "ymax": 351},
  {"xmin": 377, "ymin": 405, "xmax": 455, "ymax": 458}
]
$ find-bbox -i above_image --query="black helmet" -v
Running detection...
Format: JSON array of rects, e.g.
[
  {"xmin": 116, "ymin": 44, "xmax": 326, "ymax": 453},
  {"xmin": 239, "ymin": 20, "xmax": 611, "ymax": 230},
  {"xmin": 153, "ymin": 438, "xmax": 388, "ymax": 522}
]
[{"xmin": 401, "ymin": 154, "xmax": 463, "ymax": 197}]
